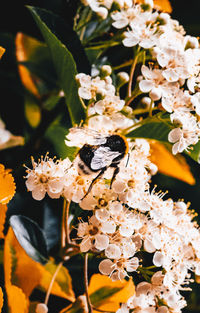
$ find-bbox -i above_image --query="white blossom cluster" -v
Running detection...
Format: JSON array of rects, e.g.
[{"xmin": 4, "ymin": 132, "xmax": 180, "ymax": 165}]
[
  {"xmin": 25, "ymin": 71, "xmax": 200, "ymax": 313},
  {"xmin": 81, "ymin": 0, "xmax": 200, "ymax": 156}
]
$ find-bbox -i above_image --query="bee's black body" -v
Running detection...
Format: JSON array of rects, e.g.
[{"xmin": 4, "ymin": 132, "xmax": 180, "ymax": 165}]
[
  {"xmin": 76, "ymin": 134, "xmax": 129, "ymax": 199},
  {"xmin": 78, "ymin": 135, "xmax": 127, "ymax": 173}
]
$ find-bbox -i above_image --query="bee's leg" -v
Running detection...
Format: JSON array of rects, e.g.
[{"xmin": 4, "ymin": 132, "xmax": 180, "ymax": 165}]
[
  {"xmin": 81, "ymin": 167, "xmax": 107, "ymax": 200},
  {"xmin": 110, "ymin": 165, "xmax": 120, "ymax": 189}
]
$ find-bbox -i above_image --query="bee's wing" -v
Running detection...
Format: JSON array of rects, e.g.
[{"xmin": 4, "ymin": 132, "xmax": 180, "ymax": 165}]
[
  {"xmin": 91, "ymin": 146, "xmax": 121, "ymax": 170},
  {"xmin": 67, "ymin": 127, "xmax": 107, "ymax": 145}
]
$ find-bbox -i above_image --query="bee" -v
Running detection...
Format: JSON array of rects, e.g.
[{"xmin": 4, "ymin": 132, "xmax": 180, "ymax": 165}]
[{"xmin": 68, "ymin": 127, "xmax": 129, "ymax": 199}]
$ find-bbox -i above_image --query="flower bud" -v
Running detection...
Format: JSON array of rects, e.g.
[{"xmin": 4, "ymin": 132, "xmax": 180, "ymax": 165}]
[
  {"xmin": 36, "ymin": 303, "xmax": 48, "ymax": 313},
  {"xmin": 96, "ymin": 7, "xmax": 108, "ymax": 19},
  {"xmin": 141, "ymin": 96, "xmax": 152, "ymax": 108},
  {"xmin": 149, "ymin": 163, "xmax": 158, "ymax": 175},
  {"xmin": 184, "ymin": 35, "xmax": 199, "ymax": 49},
  {"xmin": 116, "ymin": 71, "xmax": 129, "ymax": 89},
  {"xmin": 141, "ymin": 0, "xmax": 153, "ymax": 11},
  {"xmin": 100, "ymin": 65, "xmax": 112, "ymax": 77},
  {"xmin": 150, "ymin": 87, "xmax": 162, "ymax": 101}
]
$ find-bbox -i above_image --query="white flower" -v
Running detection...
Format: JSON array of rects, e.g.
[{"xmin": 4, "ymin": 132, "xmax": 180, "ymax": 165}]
[
  {"xmin": 25, "ymin": 156, "xmax": 69, "ymax": 200},
  {"xmin": 139, "ymin": 65, "xmax": 178, "ymax": 102},
  {"xmin": 0, "ymin": 118, "xmax": 24, "ymax": 150},
  {"xmin": 123, "ymin": 23, "xmax": 159, "ymax": 49},
  {"xmin": 76, "ymin": 73, "xmax": 115, "ymax": 100}
]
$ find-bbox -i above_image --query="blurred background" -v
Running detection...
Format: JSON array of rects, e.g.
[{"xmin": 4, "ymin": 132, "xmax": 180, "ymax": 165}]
[{"xmin": 0, "ymin": 1, "xmax": 200, "ymax": 312}]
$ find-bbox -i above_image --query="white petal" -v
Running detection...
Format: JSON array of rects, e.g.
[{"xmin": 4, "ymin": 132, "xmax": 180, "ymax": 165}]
[
  {"xmin": 112, "ymin": 180, "xmax": 127, "ymax": 193},
  {"xmin": 162, "ymin": 69, "xmax": 179, "ymax": 82},
  {"xmin": 153, "ymin": 251, "xmax": 164, "ymax": 267},
  {"xmin": 99, "ymin": 259, "xmax": 114, "ymax": 275},
  {"xmin": 32, "ymin": 185, "xmax": 46, "ymax": 201},
  {"xmin": 95, "ymin": 208, "xmax": 110, "ymax": 222},
  {"xmin": 122, "ymin": 36, "xmax": 139, "ymax": 47},
  {"xmin": 144, "ymin": 238, "xmax": 156, "ymax": 253},
  {"xmin": 168, "ymin": 128, "xmax": 182, "ymax": 143},
  {"xmin": 149, "ymin": 87, "xmax": 162, "ymax": 101},
  {"xmin": 80, "ymin": 237, "xmax": 92, "ymax": 252},
  {"xmin": 105, "ymin": 244, "xmax": 121, "ymax": 259},
  {"xmin": 119, "ymin": 224, "xmax": 134, "ymax": 237},
  {"xmin": 95, "ymin": 234, "xmax": 109, "ymax": 250},
  {"xmin": 139, "ymin": 80, "xmax": 154, "ymax": 93},
  {"xmin": 100, "ymin": 221, "xmax": 116, "ymax": 234},
  {"xmin": 126, "ymin": 257, "xmax": 139, "ymax": 272},
  {"xmin": 78, "ymin": 87, "xmax": 92, "ymax": 99}
]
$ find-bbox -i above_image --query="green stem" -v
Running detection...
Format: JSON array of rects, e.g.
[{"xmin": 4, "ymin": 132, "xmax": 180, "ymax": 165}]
[{"xmin": 127, "ymin": 47, "xmax": 140, "ymax": 98}]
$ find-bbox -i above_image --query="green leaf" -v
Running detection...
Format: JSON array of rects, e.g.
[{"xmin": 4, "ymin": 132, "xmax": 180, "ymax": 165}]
[
  {"xmin": 126, "ymin": 116, "xmax": 172, "ymax": 143},
  {"xmin": 186, "ymin": 140, "xmax": 200, "ymax": 163},
  {"xmin": 44, "ymin": 261, "xmax": 74, "ymax": 297},
  {"xmin": 27, "ymin": 6, "xmax": 86, "ymax": 125},
  {"xmin": 45, "ymin": 123, "xmax": 76, "ymax": 160},
  {"xmin": 9, "ymin": 215, "xmax": 48, "ymax": 264}
]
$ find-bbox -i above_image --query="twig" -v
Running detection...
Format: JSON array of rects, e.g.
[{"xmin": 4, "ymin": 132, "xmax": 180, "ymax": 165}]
[
  {"xmin": 127, "ymin": 47, "xmax": 140, "ymax": 97},
  {"xmin": 84, "ymin": 253, "xmax": 93, "ymax": 313},
  {"xmin": 44, "ymin": 261, "xmax": 63, "ymax": 306}
]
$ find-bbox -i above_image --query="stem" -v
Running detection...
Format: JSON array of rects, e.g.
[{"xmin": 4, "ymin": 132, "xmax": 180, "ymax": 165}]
[
  {"xmin": 44, "ymin": 261, "xmax": 63, "ymax": 306},
  {"xmin": 127, "ymin": 47, "xmax": 140, "ymax": 98},
  {"xmin": 61, "ymin": 198, "xmax": 67, "ymax": 249},
  {"xmin": 149, "ymin": 99, "xmax": 154, "ymax": 117},
  {"xmin": 84, "ymin": 253, "xmax": 93, "ymax": 313}
]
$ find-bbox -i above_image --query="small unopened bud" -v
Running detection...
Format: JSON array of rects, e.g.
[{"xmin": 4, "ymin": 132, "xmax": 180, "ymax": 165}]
[
  {"xmin": 36, "ymin": 303, "xmax": 48, "ymax": 313},
  {"xmin": 175, "ymin": 201, "xmax": 187, "ymax": 213},
  {"xmin": 136, "ymin": 75, "xmax": 143, "ymax": 82},
  {"xmin": 96, "ymin": 7, "xmax": 108, "ymax": 19},
  {"xmin": 116, "ymin": 71, "xmax": 129, "ymax": 89},
  {"xmin": 100, "ymin": 65, "xmax": 112, "ymax": 77},
  {"xmin": 122, "ymin": 105, "xmax": 133, "ymax": 116},
  {"xmin": 158, "ymin": 13, "xmax": 170, "ymax": 25},
  {"xmin": 185, "ymin": 35, "xmax": 199, "ymax": 49},
  {"xmin": 141, "ymin": 0, "xmax": 153, "ymax": 11},
  {"xmin": 141, "ymin": 97, "xmax": 152, "ymax": 108},
  {"xmin": 150, "ymin": 88, "xmax": 162, "ymax": 101},
  {"xmin": 149, "ymin": 163, "xmax": 158, "ymax": 175}
]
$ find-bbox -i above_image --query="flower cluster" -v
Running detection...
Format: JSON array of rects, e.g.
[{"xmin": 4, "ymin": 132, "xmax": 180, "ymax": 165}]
[
  {"xmin": 81, "ymin": 0, "xmax": 200, "ymax": 155},
  {"xmin": 25, "ymin": 70, "xmax": 200, "ymax": 312},
  {"xmin": 24, "ymin": 1, "xmax": 200, "ymax": 312}
]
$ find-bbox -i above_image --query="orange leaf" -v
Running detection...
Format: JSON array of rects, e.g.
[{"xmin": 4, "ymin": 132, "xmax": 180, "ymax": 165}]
[
  {"xmin": 0, "ymin": 47, "xmax": 5, "ymax": 59},
  {"xmin": 136, "ymin": 0, "xmax": 172, "ymax": 12},
  {"xmin": 4, "ymin": 229, "xmax": 29, "ymax": 313},
  {"xmin": 0, "ymin": 164, "xmax": 16, "ymax": 205},
  {"xmin": 0, "ymin": 204, "xmax": 7, "ymax": 239},
  {"xmin": 6, "ymin": 285, "xmax": 28, "ymax": 313},
  {"xmin": 149, "ymin": 141, "xmax": 195, "ymax": 185},
  {"xmin": 89, "ymin": 274, "xmax": 135, "ymax": 312},
  {"xmin": 153, "ymin": 0, "xmax": 172, "ymax": 12},
  {"xmin": 5, "ymin": 228, "xmax": 75, "ymax": 302},
  {"xmin": 0, "ymin": 287, "xmax": 3, "ymax": 313},
  {"xmin": 15, "ymin": 33, "xmax": 40, "ymax": 98}
]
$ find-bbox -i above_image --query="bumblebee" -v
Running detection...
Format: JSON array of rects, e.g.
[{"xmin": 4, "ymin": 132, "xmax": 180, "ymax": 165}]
[{"xmin": 69, "ymin": 127, "xmax": 129, "ymax": 199}]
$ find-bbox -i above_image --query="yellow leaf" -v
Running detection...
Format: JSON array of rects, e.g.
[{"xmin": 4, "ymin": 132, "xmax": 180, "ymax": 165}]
[
  {"xmin": 89, "ymin": 274, "xmax": 135, "ymax": 312},
  {"xmin": 4, "ymin": 229, "xmax": 29, "ymax": 313},
  {"xmin": 6, "ymin": 285, "xmax": 28, "ymax": 313},
  {"xmin": 153, "ymin": 0, "xmax": 172, "ymax": 12},
  {"xmin": 25, "ymin": 95, "xmax": 41, "ymax": 128},
  {"xmin": 15, "ymin": 33, "xmax": 40, "ymax": 98},
  {"xmin": 5, "ymin": 228, "xmax": 75, "ymax": 302},
  {"xmin": 0, "ymin": 287, "xmax": 3, "ymax": 313},
  {"xmin": 149, "ymin": 141, "xmax": 195, "ymax": 185},
  {"xmin": 136, "ymin": 0, "xmax": 172, "ymax": 12},
  {"xmin": 0, "ymin": 47, "xmax": 5, "ymax": 59},
  {"xmin": 0, "ymin": 164, "xmax": 16, "ymax": 205},
  {"xmin": 0, "ymin": 204, "xmax": 7, "ymax": 239}
]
